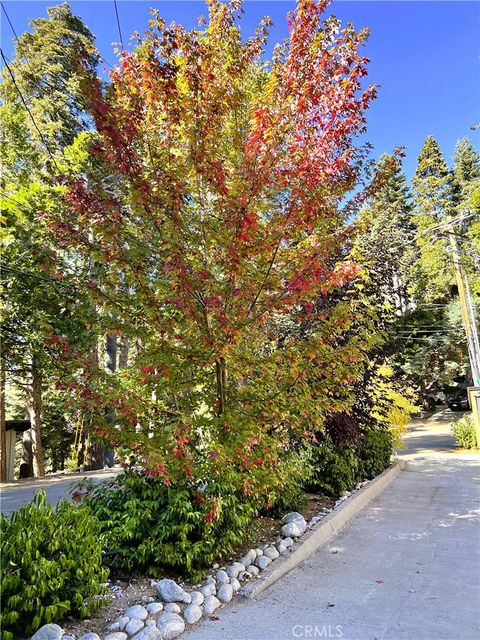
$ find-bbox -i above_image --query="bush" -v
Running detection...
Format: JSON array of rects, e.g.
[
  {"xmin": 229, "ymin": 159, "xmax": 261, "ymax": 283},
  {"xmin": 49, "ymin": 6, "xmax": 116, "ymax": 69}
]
[
  {"xmin": 77, "ymin": 470, "xmax": 256, "ymax": 582},
  {"xmin": 452, "ymin": 414, "xmax": 477, "ymax": 449},
  {"xmin": 359, "ymin": 430, "xmax": 393, "ymax": 480},
  {"xmin": 306, "ymin": 437, "xmax": 360, "ymax": 497},
  {"xmin": 0, "ymin": 491, "xmax": 107, "ymax": 640},
  {"xmin": 261, "ymin": 445, "xmax": 313, "ymax": 518}
]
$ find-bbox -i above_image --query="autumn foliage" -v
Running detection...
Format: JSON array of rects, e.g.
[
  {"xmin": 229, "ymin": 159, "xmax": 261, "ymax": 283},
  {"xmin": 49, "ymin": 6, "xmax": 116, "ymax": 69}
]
[{"xmin": 49, "ymin": 0, "xmax": 382, "ymax": 504}]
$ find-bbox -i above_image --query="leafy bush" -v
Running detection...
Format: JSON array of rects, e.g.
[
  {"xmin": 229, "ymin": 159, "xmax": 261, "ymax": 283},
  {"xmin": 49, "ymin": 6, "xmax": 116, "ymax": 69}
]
[
  {"xmin": 262, "ymin": 445, "xmax": 313, "ymax": 517},
  {"xmin": 77, "ymin": 470, "xmax": 256, "ymax": 582},
  {"xmin": 359, "ymin": 430, "xmax": 393, "ymax": 479},
  {"xmin": 0, "ymin": 491, "xmax": 107, "ymax": 640},
  {"xmin": 452, "ymin": 414, "xmax": 477, "ymax": 449},
  {"xmin": 306, "ymin": 437, "xmax": 360, "ymax": 496}
]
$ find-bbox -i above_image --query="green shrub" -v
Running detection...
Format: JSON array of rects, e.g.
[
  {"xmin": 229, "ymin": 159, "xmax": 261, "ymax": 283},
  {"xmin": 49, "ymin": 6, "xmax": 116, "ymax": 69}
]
[
  {"xmin": 0, "ymin": 491, "xmax": 108, "ymax": 640},
  {"xmin": 306, "ymin": 437, "xmax": 360, "ymax": 496},
  {"xmin": 77, "ymin": 470, "xmax": 256, "ymax": 582},
  {"xmin": 452, "ymin": 414, "xmax": 477, "ymax": 449},
  {"xmin": 261, "ymin": 444, "xmax": 313, "ymax": 518},
  {"xmin": 359, "ymin": 430, "xmax": 393, "ymax": 479}
]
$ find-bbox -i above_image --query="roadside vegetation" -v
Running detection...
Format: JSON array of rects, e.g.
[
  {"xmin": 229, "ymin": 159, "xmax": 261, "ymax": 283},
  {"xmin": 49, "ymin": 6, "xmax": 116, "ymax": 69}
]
[{"xmin": 0, "ymin": 1, "xmax": 478, "ymax": 637}]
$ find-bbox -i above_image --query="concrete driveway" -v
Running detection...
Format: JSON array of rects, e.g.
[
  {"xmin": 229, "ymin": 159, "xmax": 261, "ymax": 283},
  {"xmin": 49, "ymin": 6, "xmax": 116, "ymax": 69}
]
[{"xmin": 183, "ymin": 410, "xmax": 480, "ymax": 640}]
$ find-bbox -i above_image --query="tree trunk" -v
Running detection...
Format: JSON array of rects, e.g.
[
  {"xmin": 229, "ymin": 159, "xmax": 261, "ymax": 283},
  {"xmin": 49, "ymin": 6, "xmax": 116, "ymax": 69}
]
[
  {"xmin": 27, "ymin": 356, "xmax": 45, "ymax": 477},
  {"xmin": 20, "ymin": 430, "xmax": 34, "ymax": 478},
  {"xmin": 0, "ymin": 359, "xmax": 7, "ymax": 483},
  {"xmin": 102, "ymin": 333, "xmax": 117, "ymax": 468},
  {"xmin": 215, "ymin": 357, "xmax": 227, "ymax": 417},
  {"xmin": 85, "ymin": 339, "xmax": 104, "ymax": 470},
  {"xmin": 119, "ymin": 334, "xmax": 128, "ymax": 369}
]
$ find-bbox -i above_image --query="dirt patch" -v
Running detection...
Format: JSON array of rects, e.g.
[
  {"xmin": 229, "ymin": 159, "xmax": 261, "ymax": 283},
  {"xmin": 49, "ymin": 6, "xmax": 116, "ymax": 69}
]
[{"xmin": 62, "ymin": 577, "xmax": 157, "ymax": 638}]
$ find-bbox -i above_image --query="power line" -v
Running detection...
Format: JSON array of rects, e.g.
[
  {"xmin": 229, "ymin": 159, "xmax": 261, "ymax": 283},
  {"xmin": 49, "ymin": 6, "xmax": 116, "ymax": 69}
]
[
  {"xmin": 0, "ymin": 48, "xmax": 60, "ymax": 172},
  {"xmin": 113, "ymin": 0, "xmax": 124, "ymax": 48}
]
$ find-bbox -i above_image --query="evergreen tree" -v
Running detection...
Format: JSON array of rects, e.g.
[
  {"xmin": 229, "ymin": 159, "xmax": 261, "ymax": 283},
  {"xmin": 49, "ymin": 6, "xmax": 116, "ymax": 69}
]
[
  {"xmin": 360, "ymin": 154, "xmax": 415, "ymax": 314},
  {"xmin": 412, "ymin": 135, "xmax": 456, "ymax": 301},
  {"xmin": 452, "ymin": 138, "xmax": 480, "ymax": 292}
]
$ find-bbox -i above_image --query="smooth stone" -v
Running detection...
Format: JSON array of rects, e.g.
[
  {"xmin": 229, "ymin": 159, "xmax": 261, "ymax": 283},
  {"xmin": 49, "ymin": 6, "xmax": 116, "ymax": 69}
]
[
  {"xmin": 116, "ymin": 617, "xmax": 130, "ymax": 631},
  {"xmin": 124, "ymin": 605, "xmax": 148, "ymax": 621},
  {"xmin": 203, "ymin": 595, "xmax": 221, "ymax": 614},
  {"xmin": 156, "ymin": 612, "xmax": 185, "ymax": 640},
  {"xmin": 190, "ymin": 591, "xmax": 204, "ymax": 606},
  {"xmin": 282, "ymin": 511, "xmax": 305, "ymax": 524},
  {"xmin": 62, "ymin": 636, "xmax": 75, "ymax": 640},
  {"xmin": 239, "ymin": 550, "xmax": 256, "ymax": 566},
  {"xmin": 79, "ymin": 635, "xmax": 100, "ymax": 640},
  {"xmin": 182, "ymin": 592, "xmax": 192, "ymax": 604},
  {"xmin": 255, "ymin": 555, "xmax": 272, "ymax": 570},
  {"xmin": 131, "ymin": 627, "xmax": 161, "ymax": 640},
  {"xmin": 283, "ymin": 537, "xmax": 294, "ymax": 547},
  {"xmin": 283, "ymin": 513, "xmax": 307, "ymax": 532},
  {"xmin": 199, "ymin": 582, "xmax": 216, "ymax": 597},
  {"xmin": 105, "ymin": 634, "xmax": 128, "ymax": 640},
  {"xmin": 107, "ymin": 623, "xmax": 121, "ymax": 632},
  {"xmin": 246, "ymin": 564, "xmax": 260, "ymax": 576},
  {"xmin": 145, "ymin": 621, "xmax": 156, "ymax": 628},
  {"xmin": 230, "ymin": 577, "xmax": 241, "ymax": 593},
  {"xmin": 281, "ymin": 521, "xmax": 305, "ymax": 538},
  {"xmin": 125, "ymin": 619, "xmax": 144, "ymax": 636},
  {"xmin": 146, "ymin": 602, "xmax": 163, "ymax": 616},
  {"xmin": 217, "ymin": 583, "xmax": 233, "ymax": 603},
  {"xmin": 254, "ymin": 548, "xmax": 264, "ymax": 557},
  {"xmin": 263, "ymin": 546, "xmax": 279, "ymax": 560},
  {"xmin": 225, "ymin": 562, "xmax": 245, "ymax": 578},
  {"xmin": 275, "ymin": 540, "xmax": 288, "ymax": 554},
  {"xmin": 205, "ymin": 577, "xmax": 216, "ymax": 585},
  {"xmin": 215, "ymin": 570, "xmax": 229, "ymax": 584},
  {"xmin": 183, "ymin": 604, "xmax": 203, "ymax": 624},
  {"xmin": 164, "ymin": 603, "xmax": 181, "ymax": 613},
  {"xmin": 155, "ymin": 579, "xmax": 185, "ymax": 602},
  {"xmin": 32, "ymin": 625, "xmax": 64, "ymax": 640}
]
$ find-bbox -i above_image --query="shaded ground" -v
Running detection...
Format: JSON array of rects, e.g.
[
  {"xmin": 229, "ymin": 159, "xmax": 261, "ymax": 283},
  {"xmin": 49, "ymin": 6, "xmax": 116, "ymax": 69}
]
[{"xmin": 396, "ymin": 406, "xmax": 463, "ymax": 457}]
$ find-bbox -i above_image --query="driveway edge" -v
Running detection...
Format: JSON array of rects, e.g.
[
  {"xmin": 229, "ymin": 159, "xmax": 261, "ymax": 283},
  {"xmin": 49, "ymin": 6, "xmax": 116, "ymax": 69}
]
[{"xmin": 240, "ymin": 458, "xmax": 406, "ymax": 599}]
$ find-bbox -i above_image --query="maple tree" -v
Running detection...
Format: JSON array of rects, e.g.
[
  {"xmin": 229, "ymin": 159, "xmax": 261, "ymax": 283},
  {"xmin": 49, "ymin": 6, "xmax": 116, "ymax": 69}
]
[{"xmin": 47, "ymin": 0, "xmax": 389, "ymax": 504}]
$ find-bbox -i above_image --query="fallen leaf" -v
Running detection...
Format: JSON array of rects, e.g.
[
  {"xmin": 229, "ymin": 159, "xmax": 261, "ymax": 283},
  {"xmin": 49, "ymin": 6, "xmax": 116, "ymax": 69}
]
[
  {"xmin": 210, "ymin": 615, "xmax": 220, "ymax": 621},
  {"xmin": 327, "ymin": 602, "xmax": 335, "ymax": 607},
  {"xmin": 376, "ymin": 579, "xmax": 384, "ymax": 584}
]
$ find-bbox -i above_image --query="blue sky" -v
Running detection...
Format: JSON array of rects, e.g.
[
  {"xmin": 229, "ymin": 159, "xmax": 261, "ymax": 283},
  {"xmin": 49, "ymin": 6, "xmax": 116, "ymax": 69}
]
[{"xmin": 1, "ymin": 1, "xmax": 479, "ymax": 180}]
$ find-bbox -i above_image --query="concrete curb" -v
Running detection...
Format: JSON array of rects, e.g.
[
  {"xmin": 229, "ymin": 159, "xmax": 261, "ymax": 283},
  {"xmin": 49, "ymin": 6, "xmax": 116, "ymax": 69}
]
[{"xmin": 240, "ymin": 458, "xmax": 406, "ymax": 599}]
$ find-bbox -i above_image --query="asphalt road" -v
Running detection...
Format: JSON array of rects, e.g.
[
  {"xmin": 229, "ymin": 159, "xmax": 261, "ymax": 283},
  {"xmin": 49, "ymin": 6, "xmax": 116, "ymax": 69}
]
[{"xmin": 0, "ymin": 468, "xmax": 122, "ymax": 515}]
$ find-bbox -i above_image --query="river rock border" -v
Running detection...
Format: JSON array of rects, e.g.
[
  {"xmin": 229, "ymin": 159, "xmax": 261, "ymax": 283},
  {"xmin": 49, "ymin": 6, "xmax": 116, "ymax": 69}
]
[{"xmin": 31, "ymin": 481, "xmax": 373, "ymax": 640}]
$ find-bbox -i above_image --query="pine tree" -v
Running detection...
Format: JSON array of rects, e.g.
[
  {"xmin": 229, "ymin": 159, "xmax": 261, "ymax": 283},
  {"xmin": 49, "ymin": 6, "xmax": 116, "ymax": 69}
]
[
  {"xmin": 412, "ymin": 135, "xmax": 456, "ymax": 301},
  {"xmin": 360, "ymin": 154, "xmax": 415, "ymax": 314},
  {"xmin": 452, "ymin": 138, "xmax": 480, "ymax": 292}
]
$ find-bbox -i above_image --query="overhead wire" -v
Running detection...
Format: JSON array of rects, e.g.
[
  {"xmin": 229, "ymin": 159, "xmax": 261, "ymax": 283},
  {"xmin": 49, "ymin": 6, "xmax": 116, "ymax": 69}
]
[
  {"xmin": 0, "ymin": 48, "xmax": 60, "ymax": 172},
  {"xmin": 113, "ymin": 0, "xmax": 124, "ymax": 49}
]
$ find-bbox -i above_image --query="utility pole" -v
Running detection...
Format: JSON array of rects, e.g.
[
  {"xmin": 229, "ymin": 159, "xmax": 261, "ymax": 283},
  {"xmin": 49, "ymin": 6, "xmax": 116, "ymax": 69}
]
[
  {"xmin": 445, "ymin": 218, "xmax": 480, "ymax": 446},
  {"xmin": 446, "ymin": 226, "xmax": 480, "ymax": 386}
]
